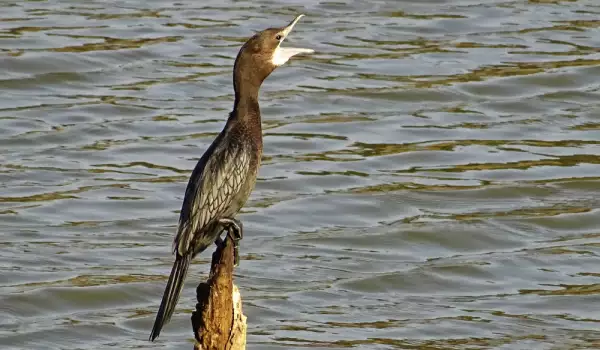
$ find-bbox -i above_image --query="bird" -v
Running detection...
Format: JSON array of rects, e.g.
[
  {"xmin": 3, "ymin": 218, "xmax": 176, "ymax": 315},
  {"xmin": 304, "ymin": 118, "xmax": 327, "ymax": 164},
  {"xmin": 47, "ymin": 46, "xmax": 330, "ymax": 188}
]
[{"xmin": 149, "ymin": 14, "xmax": 314, "ymax": 341}]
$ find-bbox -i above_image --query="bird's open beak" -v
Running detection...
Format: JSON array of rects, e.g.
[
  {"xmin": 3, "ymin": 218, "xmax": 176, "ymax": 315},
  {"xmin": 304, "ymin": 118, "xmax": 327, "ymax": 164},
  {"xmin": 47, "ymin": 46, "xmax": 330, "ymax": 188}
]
[{"xmin": 272, "ymin": 14, "xmax": 314, "ymax": 66}]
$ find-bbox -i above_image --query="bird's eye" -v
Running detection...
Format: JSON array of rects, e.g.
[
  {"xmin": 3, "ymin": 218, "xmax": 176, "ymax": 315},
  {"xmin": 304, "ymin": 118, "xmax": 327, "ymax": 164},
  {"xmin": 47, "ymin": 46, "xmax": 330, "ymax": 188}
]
[{"xmin": 275, "ymin": 34, "xmax": 282, "ymax": 40}]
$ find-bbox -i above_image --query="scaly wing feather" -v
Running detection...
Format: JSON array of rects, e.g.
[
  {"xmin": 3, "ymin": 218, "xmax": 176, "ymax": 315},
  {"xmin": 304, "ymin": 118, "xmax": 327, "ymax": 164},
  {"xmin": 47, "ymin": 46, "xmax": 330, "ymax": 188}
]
[{"xmin": 173, "ymin": 139, "xmax": 250, "ymax": 256}]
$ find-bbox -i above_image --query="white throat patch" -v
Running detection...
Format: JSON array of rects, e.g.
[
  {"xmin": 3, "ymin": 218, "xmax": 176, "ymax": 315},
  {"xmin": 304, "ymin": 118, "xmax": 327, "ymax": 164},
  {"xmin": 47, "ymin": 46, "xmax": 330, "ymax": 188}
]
[
  {"xmin": 271, "ymin": 46, "xmax": 289, "ymax": 66},
  {"xmin": 271, "ymin": 46, "xmax": 315, "ymax": 66}
]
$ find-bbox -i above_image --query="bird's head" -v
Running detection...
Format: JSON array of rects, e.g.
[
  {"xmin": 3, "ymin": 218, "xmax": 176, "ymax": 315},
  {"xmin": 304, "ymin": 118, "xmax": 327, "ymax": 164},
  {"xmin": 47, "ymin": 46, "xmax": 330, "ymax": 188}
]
[{"xmin": 233, "ymin": 14, "xmax": 314, "ymax": 91}]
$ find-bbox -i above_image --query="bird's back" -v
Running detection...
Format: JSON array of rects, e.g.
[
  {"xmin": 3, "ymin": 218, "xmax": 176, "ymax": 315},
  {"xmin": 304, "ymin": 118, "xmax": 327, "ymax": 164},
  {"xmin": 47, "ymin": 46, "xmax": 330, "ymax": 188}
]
[{"xmin": 173, "ymin": 114, "xmax": 262, "ymax": 257}]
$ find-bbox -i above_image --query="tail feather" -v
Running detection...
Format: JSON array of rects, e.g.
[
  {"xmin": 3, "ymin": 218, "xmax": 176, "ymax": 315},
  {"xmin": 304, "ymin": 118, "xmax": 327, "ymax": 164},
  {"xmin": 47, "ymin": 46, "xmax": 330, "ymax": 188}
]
[{"xmin": 149, "ymin": 254, "xmax": 192, "ymax": 341}]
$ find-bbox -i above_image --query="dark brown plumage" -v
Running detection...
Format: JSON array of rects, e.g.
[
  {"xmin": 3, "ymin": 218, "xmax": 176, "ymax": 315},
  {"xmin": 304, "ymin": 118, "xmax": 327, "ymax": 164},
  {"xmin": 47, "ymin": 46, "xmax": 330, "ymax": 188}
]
[{"xmin": 149, "ymin": 14, "xmax": 313, "ymax": 341}]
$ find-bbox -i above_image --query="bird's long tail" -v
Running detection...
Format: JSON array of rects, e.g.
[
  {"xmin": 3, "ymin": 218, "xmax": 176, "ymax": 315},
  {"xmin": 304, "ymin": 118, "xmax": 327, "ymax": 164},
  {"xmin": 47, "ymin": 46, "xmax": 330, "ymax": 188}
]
[{"xmin": 149, "ymin": 254, "xmax": 192, "ymax": 341}]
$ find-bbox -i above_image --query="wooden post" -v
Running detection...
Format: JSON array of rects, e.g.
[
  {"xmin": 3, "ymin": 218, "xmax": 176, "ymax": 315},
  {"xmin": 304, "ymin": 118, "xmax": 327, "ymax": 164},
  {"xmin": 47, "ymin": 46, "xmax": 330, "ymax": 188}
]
[{"xmin": 191, "ymin": 237, "xmax": 247, "ymax": 350}]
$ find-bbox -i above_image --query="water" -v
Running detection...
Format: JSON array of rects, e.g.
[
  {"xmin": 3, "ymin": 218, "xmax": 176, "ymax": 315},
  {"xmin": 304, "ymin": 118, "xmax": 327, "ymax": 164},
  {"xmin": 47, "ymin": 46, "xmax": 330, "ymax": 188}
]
[{"xmin": 1, "ymin": 0, "xmax": 600, "ymax": 349}]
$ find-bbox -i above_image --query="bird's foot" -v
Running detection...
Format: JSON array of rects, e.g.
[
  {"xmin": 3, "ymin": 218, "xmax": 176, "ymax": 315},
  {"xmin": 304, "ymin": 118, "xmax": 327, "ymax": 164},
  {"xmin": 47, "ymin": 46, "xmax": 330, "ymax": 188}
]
[
  {"xmin": 218, "ymin": 218, "xmax": 243, "ymax": 267},
  {"xmin": 214, "ymin": 236, "xmax": 225, "ymax": 249}
]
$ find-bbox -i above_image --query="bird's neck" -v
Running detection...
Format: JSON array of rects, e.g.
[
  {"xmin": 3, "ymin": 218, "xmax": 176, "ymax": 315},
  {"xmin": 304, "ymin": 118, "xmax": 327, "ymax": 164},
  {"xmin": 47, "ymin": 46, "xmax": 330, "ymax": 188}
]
[
  {"xmin": 232, "ymin": 68, "xmax": 263, "ymax": 122},
  {"xmin": 233, "ymin": 70, "xmax": 261, "ymax": 103},
  {"xmin": 232, "ymin": 53, "xmax": 271, "ymax": 110},
  {"xmin": 233, "ymin": 92, "xmax": 259, "ymax": 114},
  {"xmin": 228, "ymin": 95, "xmax": 263, "ymax": 150},
  {"xmin": 231, "ymin": 90, "xmax": 262, "ymax": 144},
  {"xmin": 232, "ymin": 92, "xmax": 261, "ymax": 123}
]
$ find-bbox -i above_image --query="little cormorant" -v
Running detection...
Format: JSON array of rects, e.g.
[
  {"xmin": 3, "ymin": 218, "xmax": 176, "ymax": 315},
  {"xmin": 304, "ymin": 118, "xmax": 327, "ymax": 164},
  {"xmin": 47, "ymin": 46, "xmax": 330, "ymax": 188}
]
[{"xmin": 149, "ymin": 14, "xmax": 313, "ymax": 341}]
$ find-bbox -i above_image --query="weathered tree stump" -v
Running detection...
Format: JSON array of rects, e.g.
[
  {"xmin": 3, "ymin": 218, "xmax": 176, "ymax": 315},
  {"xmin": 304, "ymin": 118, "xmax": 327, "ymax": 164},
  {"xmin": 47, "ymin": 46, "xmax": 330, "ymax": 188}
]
[{"xmin": 191, "ymin": 237, "xmax": 247, "ymax": 350}]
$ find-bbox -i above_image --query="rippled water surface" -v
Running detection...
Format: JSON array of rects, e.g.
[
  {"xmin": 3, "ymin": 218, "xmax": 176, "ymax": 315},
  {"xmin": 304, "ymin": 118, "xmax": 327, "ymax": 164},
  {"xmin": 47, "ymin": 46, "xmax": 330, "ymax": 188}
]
[{"xmin": 2, "ymin": 0, "xmax": 600, "ymax": 349}]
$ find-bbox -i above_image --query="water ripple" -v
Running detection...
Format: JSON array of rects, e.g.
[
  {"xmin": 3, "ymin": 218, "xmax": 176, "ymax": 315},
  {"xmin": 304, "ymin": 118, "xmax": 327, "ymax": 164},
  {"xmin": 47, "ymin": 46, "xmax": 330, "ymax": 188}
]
[{"xmin": 2, "ymin": 0, "xmax": 600, "ymax": 349}]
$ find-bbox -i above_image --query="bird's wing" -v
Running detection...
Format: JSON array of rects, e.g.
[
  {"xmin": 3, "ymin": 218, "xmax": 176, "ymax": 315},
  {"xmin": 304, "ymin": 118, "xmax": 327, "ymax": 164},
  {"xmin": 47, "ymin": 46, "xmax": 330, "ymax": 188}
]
[{"xmin": 173, "ymin": 142, "xmax": 251, "ymax": 256}]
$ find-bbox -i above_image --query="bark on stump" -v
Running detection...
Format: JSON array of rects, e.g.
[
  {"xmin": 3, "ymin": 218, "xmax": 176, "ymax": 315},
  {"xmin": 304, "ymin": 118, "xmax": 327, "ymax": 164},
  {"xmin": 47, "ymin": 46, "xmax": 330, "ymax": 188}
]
[{"xmin": 191, "ymin": 237, "xmax": 247, "ymax": 350}]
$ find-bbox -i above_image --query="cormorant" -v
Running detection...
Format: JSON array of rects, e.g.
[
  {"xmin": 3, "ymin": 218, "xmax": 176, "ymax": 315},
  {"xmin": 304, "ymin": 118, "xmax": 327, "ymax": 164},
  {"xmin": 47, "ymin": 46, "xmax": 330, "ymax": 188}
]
[{"xmin": 149, "ymin": 14, "xmax": 313, "ymax": 341}]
